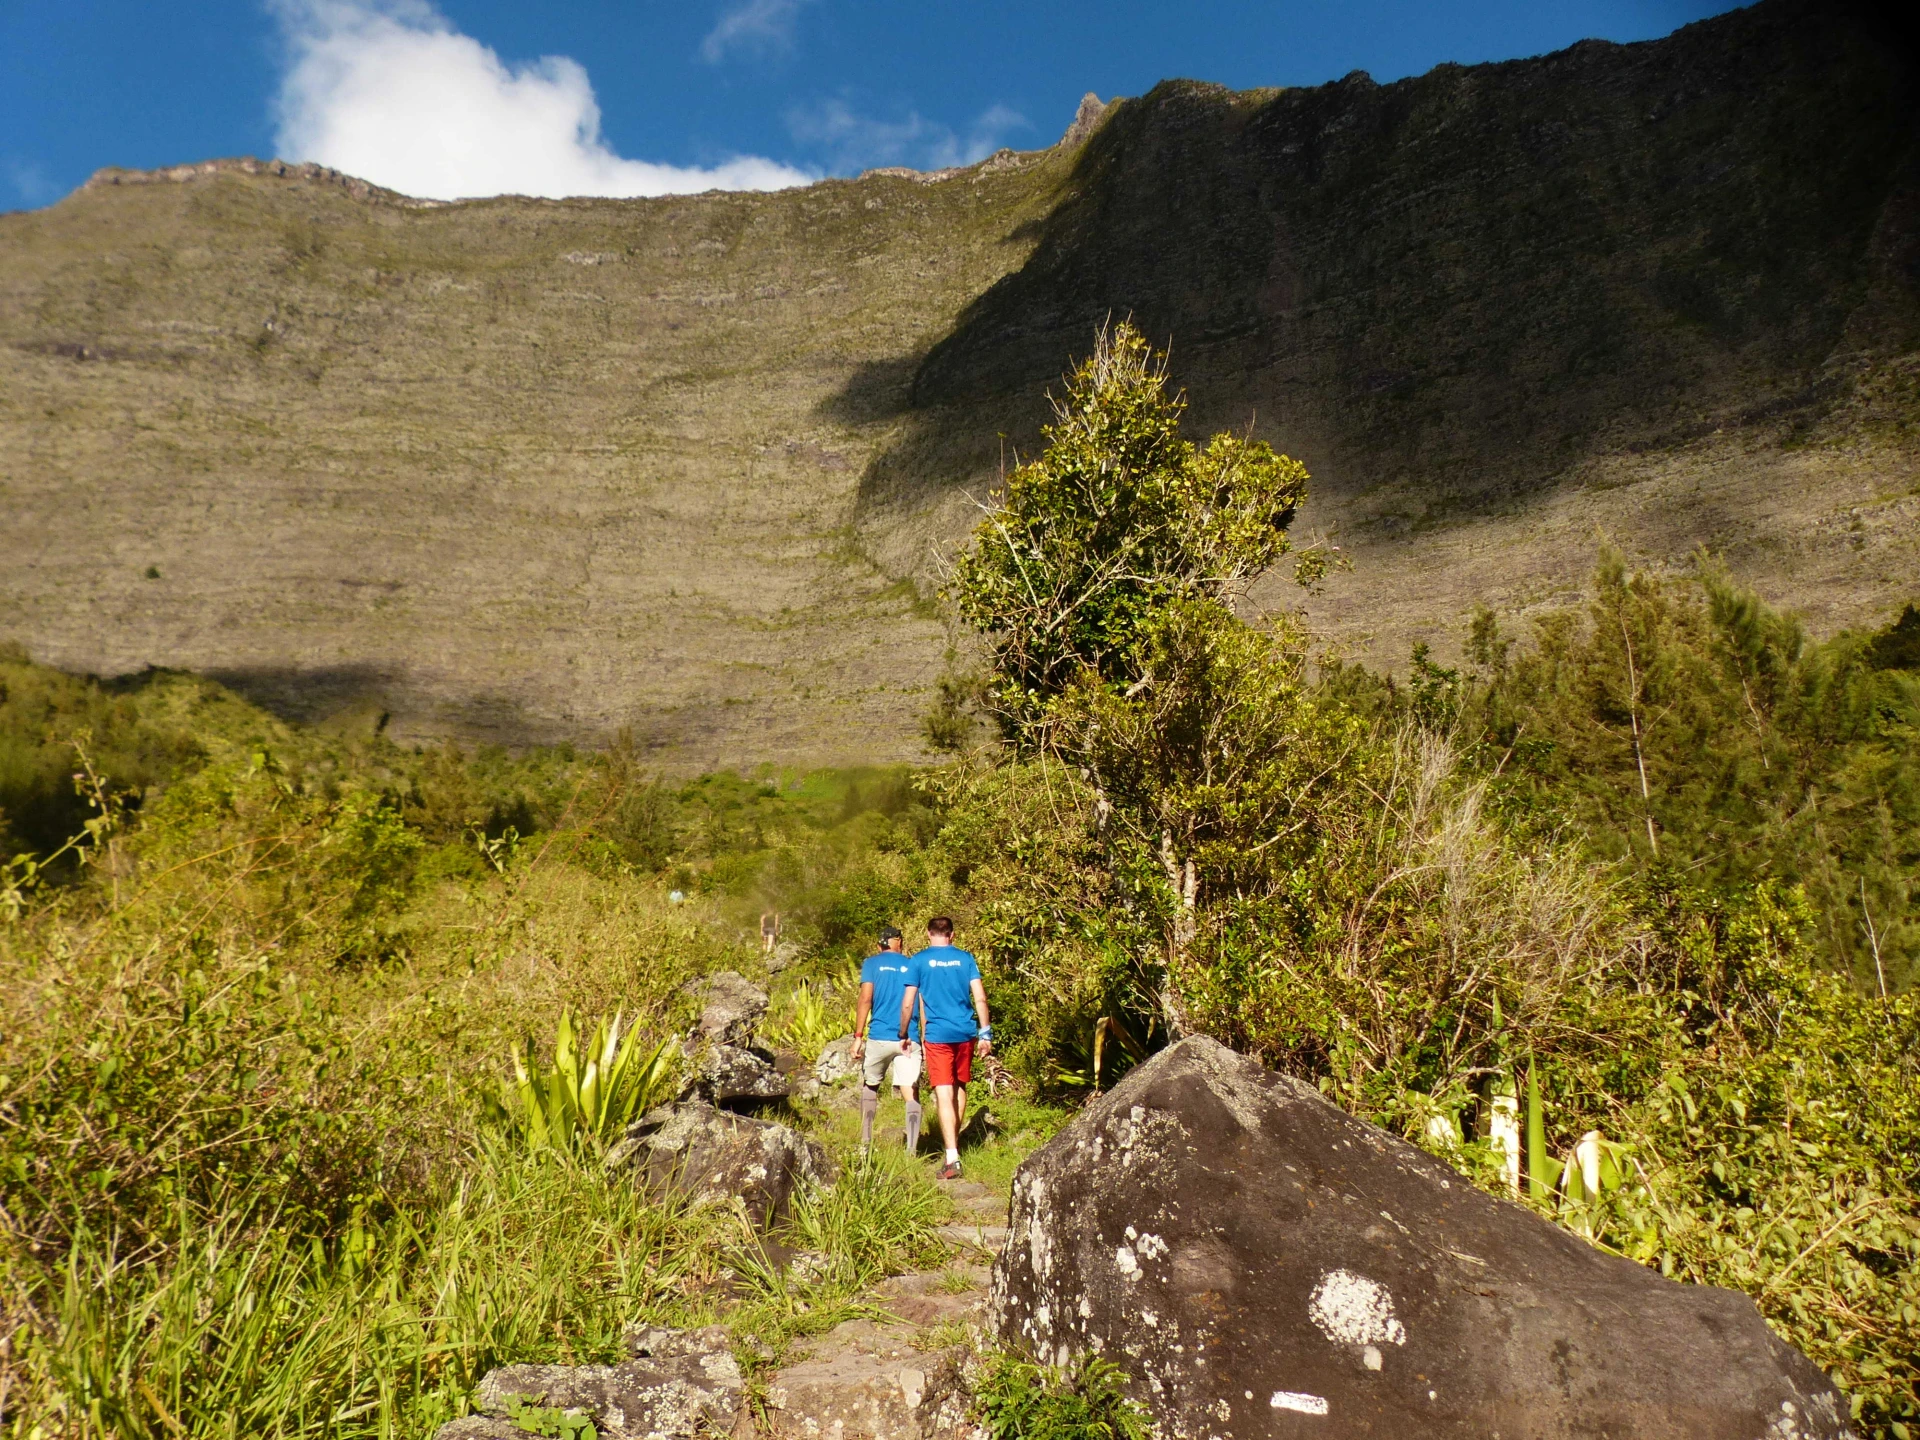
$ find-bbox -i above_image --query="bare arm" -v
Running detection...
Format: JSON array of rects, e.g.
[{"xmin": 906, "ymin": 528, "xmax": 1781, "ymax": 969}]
[
  {"xmin": 852, "ymin": 981, "xmax": 874, "ymax": 1058},
  {"xmin": 970, "ymin": 978, "xmax": 992, "ymax": 1056},
  {"xmin": 899, "ymin": 984, "xmax": 918, "ymax": 1050}
]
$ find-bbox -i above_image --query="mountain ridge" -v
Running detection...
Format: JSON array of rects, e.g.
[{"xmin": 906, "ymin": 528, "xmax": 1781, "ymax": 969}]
[{"xmin": 3, "ymin": 0, "xmax": 1916, "ymax": 764}]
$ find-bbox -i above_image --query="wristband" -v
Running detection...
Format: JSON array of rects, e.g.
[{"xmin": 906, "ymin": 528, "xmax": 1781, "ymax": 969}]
[{"xmin": 978, "ymin": 1026, "xmax": 993, "ymax": 1040}]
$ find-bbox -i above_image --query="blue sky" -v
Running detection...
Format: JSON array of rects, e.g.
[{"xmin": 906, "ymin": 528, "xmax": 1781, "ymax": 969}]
[{"xmin": 2, "ymin": 0, "xmax": 1742, "ymax": 207}]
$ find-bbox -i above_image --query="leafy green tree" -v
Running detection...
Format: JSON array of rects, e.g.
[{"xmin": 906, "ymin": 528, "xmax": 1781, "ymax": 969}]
[
  {"xmin": 1466, "ymin": 552, "xmax": 1920, "ymax": 991},
  {"xmin": 940, "ymin": 326, "xmax": 1919, "ymax": 1425},
  {"xmin": 950, "ymin": 321, "xmax": 1315, "ymax": 732}
]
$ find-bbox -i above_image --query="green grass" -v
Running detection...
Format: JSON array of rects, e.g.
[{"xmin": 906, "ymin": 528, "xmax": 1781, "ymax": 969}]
[
  {"xmin": 976, "ymin": 1353, "xmax": 1153, "ymax": 1440},
  {"xmin": 808, "ymin": 1074, "xmax": 1069, "ymax": 1197},
  {"xmin": 13, "ymin": 1150, "xmax": 720, "ymax": 1439},
  {"xmin": 950, "ymin": 1093, "xmax": 1074, "ymax": 1195},
  {"xmin": 10, "ymin": 1142, "xmax": 964, "ymax": 1440},
  {"xmin": 0, "ymin": 656, "xmax": 987, "ymax": 1438}
]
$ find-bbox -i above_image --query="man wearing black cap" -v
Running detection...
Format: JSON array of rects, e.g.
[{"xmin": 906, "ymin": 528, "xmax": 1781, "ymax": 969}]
[{"xmin": 849, "ymin": 926, "xmax": 924, "ymax": 1152}]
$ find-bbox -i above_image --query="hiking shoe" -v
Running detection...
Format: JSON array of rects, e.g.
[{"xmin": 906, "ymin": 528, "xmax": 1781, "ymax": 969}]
[{"xmin": 940, "ymin": 1160, "xmax": 963, "ymax": 1181}]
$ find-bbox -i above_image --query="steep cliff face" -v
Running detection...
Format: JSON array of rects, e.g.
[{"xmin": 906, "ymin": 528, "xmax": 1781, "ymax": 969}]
[
  {"xmin": 865, "ymin": 0, "xmax": 1920, "ymax": 644},
  {"xmin": 913, "ymin": 3, "xmax": 1919, "ymax": 472},
  {"xmin": 0, "ymin": 150, "xmax": 1074, "ymax": 763},
  {"xmin": 2, "ymin": 0, "xmax": 1915, "ymax": 762}
]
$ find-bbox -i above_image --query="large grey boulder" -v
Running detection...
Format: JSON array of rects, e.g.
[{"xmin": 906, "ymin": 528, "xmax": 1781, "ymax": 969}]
[
  {"xmin": 435, "ymin": 1324, "xmax": 742, "ymax": 1440},
  {"xmin": 608, "ymin": 1100, "xmax": 834, "ymax": 1227},
  {"xmin": 989, "ymin": 1036, "xmax": 1853, "ymax": 1440},
  {"xmin": 812, "ymin": 1035, "xmax": 861, "ymax": 1088},
  {"xmin": 692, "ymin": 971, "xmax": 789, "ymax": 1105},
  {"xmin": 697, "ymin": 971, "xmax": 769, "ymax": 1047}
]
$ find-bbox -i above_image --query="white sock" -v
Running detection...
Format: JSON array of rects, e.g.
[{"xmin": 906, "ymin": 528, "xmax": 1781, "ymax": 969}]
[{"xmin": 945, "ymin": 1148, "xmax": 960, "ymax": 1164}]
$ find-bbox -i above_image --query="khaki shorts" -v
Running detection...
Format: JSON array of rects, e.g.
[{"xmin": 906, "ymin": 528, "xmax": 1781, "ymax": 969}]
[{"xmin": 860, "ymin": 1039, "xmax": 920, "ymax": 1090}]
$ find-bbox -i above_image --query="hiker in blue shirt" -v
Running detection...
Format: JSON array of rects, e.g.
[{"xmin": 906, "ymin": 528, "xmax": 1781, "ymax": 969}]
[
  {"xmin": 849, "ymin": 926, "xmax": 925, "ymax": 1153},
  {"xmin": 897, "ymin": 916, "xmax": 992, "ymax": 1180}
]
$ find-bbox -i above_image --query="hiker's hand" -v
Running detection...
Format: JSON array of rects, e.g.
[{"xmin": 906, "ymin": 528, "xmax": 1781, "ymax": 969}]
[
  {"xmin": 977, "ymin": 1037, "xmax": 993, "ymax": 1059},
  {"xmin": 850, "ymin": 1037, "xmax": 865, "ymax": 1060}
]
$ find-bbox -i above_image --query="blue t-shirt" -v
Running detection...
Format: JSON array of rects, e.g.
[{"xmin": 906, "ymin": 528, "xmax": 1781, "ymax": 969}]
[
  {"xmin": 861, "ymin": 951, "xmax": 917, "ymax": 1041},
  {"xmin": 908, "ymin": 945, "xmax": 982, "ymax": 1044}
]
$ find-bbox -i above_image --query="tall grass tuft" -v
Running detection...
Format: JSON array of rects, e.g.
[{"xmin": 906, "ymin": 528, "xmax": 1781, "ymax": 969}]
[
  {"xmin": 724, "ymin": 1152, "xmax": 948, "ymax": 1364},
  {"xmin": 5, "ymin": 1149, "xmax": 728, "ymax": 1439}
]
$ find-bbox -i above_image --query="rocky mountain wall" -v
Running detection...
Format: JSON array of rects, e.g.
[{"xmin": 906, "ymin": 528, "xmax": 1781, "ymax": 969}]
[{"xmin": 2, "ymin": 0, "xmax": 1915, "ymax": 761}]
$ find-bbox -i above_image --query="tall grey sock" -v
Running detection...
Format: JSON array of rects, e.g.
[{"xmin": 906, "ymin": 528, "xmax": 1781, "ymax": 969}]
[
  {"xmin": 904, "ymin": 1101, "xmax": 924, "ymax": 1153},
  {"xmin": 860, "ymin": 1086, "xmax": 880, "ymax": 1146}
]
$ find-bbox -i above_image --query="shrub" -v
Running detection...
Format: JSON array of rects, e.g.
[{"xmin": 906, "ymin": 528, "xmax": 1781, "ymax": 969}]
[
  {"xmin": 976, "ymin": 1353, "xmax": 1153, "ymax": 1440},
  {"xmin": 949, "ymin": 320, "xmax": 1317, "ymax": 732},
  {"xmin": 763, "ymin": 978, "xmax": 849, "ymax": 1062}
]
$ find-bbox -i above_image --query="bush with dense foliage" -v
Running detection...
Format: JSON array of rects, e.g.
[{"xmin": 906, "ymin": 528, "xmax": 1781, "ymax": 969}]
[{"xmin": 950, "ymin": 322, "xmax": 1317, "ymax": 733}]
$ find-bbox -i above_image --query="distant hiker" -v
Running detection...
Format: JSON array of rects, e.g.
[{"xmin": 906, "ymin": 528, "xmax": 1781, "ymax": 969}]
[
  {"xmin": 899, "ymin": 916, "xmax": 991, "ymax": 1181},
  {"xmin": 850, "ymin": 925, "xmax": 925, "ymax": 1153},
  {"xmin": 760, "ymin": 911, "xmax": 780, "ymax": 955}
]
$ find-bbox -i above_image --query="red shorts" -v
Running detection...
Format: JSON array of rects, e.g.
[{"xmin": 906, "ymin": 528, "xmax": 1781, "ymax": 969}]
[{"xmin": 923, "ymin": 1041, "xmax": 974, "ymax": 1088}]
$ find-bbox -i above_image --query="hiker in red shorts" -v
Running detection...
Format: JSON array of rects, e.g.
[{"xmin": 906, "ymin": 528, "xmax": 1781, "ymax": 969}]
[{"xmin": 897, "ymin": 916, "xmax": 991, "ymax": 1180}]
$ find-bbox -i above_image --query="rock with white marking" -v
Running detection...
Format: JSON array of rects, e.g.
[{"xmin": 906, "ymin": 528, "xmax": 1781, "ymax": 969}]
[{"xmin": 988, "ymin": 1036, "xmax": 1853, "ymax": 1439}]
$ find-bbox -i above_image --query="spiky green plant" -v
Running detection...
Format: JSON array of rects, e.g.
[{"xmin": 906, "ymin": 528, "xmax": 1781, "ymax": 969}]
[
  {"xmin": 1525, "ymin": 1063, "xmax": 1558, "ymax": 1201},
  {"xmin": 503, "ymin": 1011, "xmax": 680, "ymax": 1153},
  {"xmin": 763, "ymin": 980, "xmax": 844, "ymax": 1063}
]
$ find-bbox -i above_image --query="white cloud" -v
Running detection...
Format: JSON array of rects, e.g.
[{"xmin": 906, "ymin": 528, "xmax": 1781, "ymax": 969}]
[
  {"xmin": 786, "ymin": 99, "xmax": 1030, "ymax": 173},
  {"xmin": 4, "ymin": 159, "xmax": 58, "ymax": 209},
  {"xmin": 700, "ymin": 0, "xmax": 808, "ymax": 64},
  {"xmin": 271, "ymin": 0, "xmax": 815, "ymax": 201}
]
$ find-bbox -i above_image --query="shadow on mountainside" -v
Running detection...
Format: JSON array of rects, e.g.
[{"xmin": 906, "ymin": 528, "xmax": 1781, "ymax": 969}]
[
  {"xmin": 205, "ymin": 664, "xmax": 582, "ymax": 749},
  {"xmin": 836, "ymin": 0, "xmax": 1920, "ymax": 542}
]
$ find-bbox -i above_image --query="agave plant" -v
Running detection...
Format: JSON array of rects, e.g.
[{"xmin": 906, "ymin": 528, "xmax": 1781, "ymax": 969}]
[
  {"xmin": 763, "ymin": 977, "xmax": 849, "ymax": 1063},
  {"xmin": 503, "ymin": 1010, "xmax": 680, "ymax": 1153}
]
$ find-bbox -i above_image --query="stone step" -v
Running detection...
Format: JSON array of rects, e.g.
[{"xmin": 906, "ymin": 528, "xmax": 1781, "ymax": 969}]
[
  {"xmin": 876, "ymin": 1265, "xmax": 988, "ymax": 1295},
  {"xmin": 873, "ymin": 1268, "xmax": 988, "ymax": 1328},
  {"xmin": 763, "ymin": 1314, "xmax": 972, "ymax": 1440},
  {"xmin": 940, "ymin": 1179, "xmax": 1008, "ymax": 1228},
  {"xmin": 933, "ymin": 1223, "xmax": 1010, "ymax": 1255}
]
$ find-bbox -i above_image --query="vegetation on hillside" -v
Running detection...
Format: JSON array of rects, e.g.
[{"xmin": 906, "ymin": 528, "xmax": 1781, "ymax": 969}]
[
  {"xmin": 940, "ymin": 323, "xmax": 1918, "ymax": 1434},
  {"xmin": 0, "ymin": 653, "xmax": 987, "ymax": 1436},
  {"xmin": 1449, "ymin": 572, "xmax": 1920, "ymax": 994},
  {"xmin": 2, "ymin": 324, "xmax": 1916, "ymax": 1435}
]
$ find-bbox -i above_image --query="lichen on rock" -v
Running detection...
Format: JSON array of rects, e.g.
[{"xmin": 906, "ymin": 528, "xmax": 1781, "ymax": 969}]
[{"xmin": 989, "ymin": 1036, "xmax": 1856, "ymax": 1439}]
